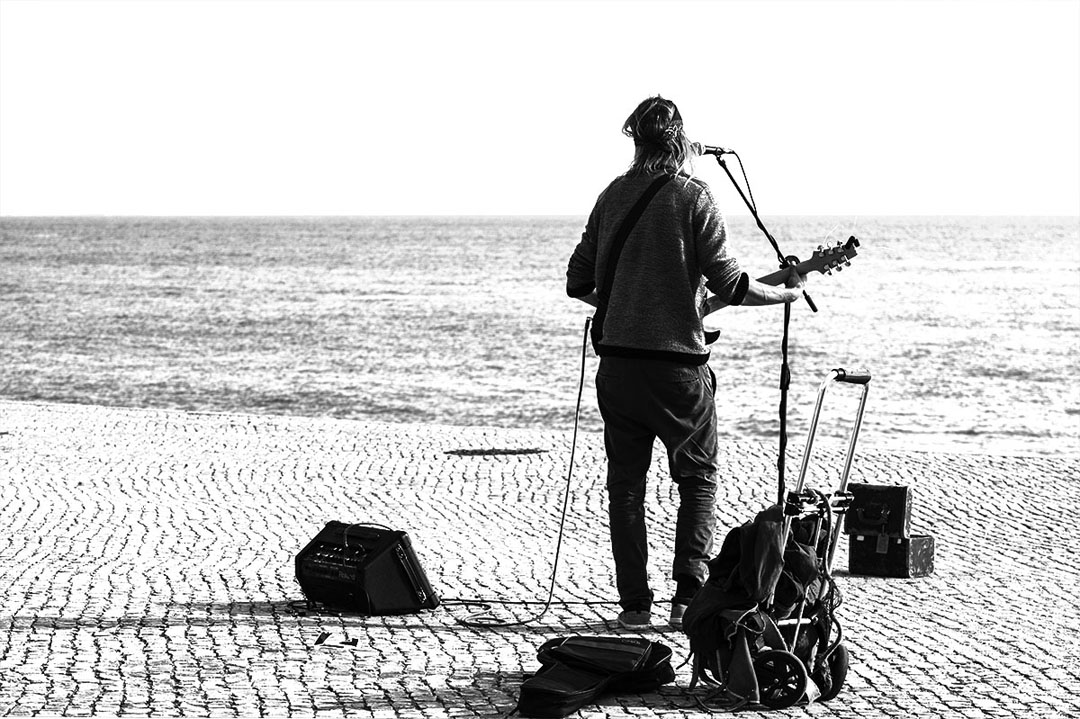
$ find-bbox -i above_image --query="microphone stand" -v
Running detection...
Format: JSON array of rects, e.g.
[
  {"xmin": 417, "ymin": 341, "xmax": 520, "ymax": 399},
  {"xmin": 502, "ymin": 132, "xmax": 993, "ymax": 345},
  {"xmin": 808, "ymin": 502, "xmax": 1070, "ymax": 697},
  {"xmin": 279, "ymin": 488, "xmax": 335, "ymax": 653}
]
[{"xmin": 710, "ymin": 154, "xmax": 815, "ymax": 506}]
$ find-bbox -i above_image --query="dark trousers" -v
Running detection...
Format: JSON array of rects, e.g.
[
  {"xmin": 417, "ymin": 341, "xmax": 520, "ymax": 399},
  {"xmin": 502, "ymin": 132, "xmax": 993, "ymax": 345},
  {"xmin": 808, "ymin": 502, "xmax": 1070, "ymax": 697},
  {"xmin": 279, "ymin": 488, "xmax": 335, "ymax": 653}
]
[{"xmin": 595, "ymin": 356, "xmax": 719, "ymax": 612}]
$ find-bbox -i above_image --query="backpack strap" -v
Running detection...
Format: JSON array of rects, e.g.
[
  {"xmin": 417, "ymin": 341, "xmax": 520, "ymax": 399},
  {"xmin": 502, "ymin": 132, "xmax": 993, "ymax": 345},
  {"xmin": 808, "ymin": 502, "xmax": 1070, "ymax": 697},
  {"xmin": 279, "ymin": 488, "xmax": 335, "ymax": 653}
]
[{"xmin": 591, "ymin": 174, "xmax": 673, "ymax": 348}]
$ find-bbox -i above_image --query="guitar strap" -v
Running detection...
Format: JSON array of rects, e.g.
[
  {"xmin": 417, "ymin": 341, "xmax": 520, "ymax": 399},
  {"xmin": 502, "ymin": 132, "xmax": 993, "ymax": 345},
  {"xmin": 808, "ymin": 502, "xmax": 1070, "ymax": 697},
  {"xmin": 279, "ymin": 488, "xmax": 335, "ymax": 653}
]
[{"xmin": 591, "ymin": 174, "xmax": 673, "ymax": 349}]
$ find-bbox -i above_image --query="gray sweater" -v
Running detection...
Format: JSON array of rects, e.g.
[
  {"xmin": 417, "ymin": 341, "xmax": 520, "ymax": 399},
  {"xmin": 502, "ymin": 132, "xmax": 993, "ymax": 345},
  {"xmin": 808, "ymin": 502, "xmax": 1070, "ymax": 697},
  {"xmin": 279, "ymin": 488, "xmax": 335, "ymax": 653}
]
[{"xmin": 566, "ymin": 171, "xmax": 747, "ymax": 364}]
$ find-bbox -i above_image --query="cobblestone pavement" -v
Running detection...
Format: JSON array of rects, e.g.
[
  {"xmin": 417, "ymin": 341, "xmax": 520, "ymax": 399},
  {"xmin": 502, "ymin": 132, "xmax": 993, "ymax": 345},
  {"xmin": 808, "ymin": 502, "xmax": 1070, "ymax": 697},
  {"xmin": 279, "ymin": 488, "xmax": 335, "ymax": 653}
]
[{"xmin": 1, "ymin": 400, "xmax": 1078, "ymax": 718}]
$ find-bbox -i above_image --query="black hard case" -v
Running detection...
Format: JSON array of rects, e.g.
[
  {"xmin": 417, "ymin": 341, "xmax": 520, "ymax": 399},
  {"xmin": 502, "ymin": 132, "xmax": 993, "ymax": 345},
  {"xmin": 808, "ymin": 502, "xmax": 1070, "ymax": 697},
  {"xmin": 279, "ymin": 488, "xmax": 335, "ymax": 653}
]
[
  {"xmin": 848, "ymin": 533, "xmax": 935, "ymax": 578},
  {"xmin": 843, "ymin": 483, "xmax": 913, "ymax": 538},
  {"xmin": 295, "ymin": 522, "xmax": 439, "ymax": 614}
]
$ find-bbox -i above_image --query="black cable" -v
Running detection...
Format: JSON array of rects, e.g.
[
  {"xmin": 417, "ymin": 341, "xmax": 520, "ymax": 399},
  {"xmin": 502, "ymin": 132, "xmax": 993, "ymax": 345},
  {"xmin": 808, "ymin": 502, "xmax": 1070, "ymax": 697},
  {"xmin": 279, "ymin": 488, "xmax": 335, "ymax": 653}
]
[
  {"xmin": 444, "ymin": 317, "xmax": 595, "ymax": 628},
  {"xmin": 294, "ymin": 320, "xmax": 639, "ymax": 627},
  {"xmin": 440, "ymin": 598, "xmax": 621, "ymax": 610},
  {"xmin": 722, "ymin": 152, "xmax": 785, "ymax": 267}
]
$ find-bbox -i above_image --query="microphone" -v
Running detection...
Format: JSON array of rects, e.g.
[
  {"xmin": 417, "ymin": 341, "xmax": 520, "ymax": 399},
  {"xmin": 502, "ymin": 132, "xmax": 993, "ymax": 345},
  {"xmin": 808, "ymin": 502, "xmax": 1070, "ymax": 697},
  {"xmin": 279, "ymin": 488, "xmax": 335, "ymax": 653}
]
[{"xmin": 694, "ymin": 143, "xmax": 736, "ymax": 156}]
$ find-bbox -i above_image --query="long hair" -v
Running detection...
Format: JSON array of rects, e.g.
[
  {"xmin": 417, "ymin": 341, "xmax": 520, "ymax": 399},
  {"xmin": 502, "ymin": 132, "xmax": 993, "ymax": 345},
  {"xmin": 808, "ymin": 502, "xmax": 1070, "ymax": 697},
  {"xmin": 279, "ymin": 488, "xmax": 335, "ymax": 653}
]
[{"xmin": 622, "ymin": 96, "xmax": 696, "ymax": 176}]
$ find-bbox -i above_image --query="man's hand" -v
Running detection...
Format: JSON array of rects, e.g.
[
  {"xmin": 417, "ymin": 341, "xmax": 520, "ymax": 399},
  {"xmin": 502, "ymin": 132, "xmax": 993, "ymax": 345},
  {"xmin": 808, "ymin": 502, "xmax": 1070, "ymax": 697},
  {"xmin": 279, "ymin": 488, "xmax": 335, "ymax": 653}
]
[
  {"xmin": 782, "ymin": 266, "xmax": 808, "ymax": 303},
  {"xmin": 784, "ymin": 266, "xmax": 807, "ymax": 290}
]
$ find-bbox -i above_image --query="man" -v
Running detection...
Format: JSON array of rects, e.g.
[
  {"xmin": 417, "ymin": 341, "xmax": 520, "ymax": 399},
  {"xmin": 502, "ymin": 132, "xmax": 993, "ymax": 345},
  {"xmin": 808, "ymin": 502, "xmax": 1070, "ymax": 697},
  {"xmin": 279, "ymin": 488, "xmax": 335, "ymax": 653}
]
[{"xmin": 566, "ymin": 96, "xmax": 806, "ymax": 629}]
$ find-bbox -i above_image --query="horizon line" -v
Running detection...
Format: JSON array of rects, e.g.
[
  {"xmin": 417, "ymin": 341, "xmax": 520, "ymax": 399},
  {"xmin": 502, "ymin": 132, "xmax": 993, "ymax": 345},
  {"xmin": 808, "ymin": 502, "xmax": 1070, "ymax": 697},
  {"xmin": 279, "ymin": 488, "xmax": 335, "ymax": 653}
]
[{"xmin": 3, "ymin": 212, "xmax": 1079, "ymax": 220}]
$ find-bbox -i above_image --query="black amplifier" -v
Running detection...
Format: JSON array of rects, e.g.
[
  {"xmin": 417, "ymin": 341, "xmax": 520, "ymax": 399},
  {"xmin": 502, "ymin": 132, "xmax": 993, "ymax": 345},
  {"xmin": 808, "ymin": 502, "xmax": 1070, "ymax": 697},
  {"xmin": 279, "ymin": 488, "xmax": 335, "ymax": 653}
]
[{"xmin": 295, "ymin": 522, "xmax": 440, "ymax": 614}]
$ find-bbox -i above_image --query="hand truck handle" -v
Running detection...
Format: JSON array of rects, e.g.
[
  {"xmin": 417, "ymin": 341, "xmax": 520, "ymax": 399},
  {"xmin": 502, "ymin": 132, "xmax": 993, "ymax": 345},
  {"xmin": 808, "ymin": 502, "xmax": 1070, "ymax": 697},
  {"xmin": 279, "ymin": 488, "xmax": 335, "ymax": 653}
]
[
  {"xmin": 794, "ymin": 368, "xmax": 872, "ymax": 498},
  {"xmin": 833, "ymin": 368, "xmax": 871, "ymax": 385}
]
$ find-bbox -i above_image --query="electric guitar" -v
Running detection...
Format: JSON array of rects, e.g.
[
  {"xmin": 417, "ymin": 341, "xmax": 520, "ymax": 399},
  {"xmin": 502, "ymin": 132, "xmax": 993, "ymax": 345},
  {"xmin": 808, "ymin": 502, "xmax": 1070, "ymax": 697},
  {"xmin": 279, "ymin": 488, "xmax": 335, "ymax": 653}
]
[{"xmin": 704, "ymin": 235, "xmax": 861, "ymax": 317}]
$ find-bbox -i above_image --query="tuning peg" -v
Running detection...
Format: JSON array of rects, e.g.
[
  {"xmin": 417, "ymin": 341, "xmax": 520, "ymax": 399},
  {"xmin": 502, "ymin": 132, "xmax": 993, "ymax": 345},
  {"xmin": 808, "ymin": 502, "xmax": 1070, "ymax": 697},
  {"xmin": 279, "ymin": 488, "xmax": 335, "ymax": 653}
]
[
  {"xmin": 817, "ymin": 244, "xmax": 824, "ymax": 252},
  {"xmin": 844, "ymin": 260, "xmax": 851, "ymax": 267},
  {"xmin": 836, "ymin": 265, "xmax": 843, "ymax": 272},
  {"xmin": 826, "ymin": 269, "xmax": 833, "ymax": 276}
]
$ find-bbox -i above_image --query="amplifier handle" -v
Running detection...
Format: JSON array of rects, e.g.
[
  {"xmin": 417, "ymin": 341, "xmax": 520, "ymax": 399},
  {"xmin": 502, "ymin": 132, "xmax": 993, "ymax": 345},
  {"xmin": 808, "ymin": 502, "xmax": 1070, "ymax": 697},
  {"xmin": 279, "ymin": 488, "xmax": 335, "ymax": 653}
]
[
  {"xmin": 394, "ymin": 544, "xmax": 432, "ymax": 607},
  {"xmin": 341, "ymin": 522, "xmax": 393, "ymax": 547}
]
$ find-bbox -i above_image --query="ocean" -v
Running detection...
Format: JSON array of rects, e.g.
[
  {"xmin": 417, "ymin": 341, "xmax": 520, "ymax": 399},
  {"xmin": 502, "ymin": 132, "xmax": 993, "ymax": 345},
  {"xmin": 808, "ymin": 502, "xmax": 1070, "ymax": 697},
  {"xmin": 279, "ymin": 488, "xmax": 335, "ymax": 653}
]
[{"xmin": 1, "ymin": 215, "xmax": 1077, "ymax": 458}]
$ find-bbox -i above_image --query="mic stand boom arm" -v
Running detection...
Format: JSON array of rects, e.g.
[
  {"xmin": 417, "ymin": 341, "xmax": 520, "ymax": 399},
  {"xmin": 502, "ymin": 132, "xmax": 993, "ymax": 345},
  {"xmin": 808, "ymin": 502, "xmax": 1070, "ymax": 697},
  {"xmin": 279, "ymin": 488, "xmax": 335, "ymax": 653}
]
[{"xmin": 711, "ymin": 155, "xmax": 818, "ymax": 313}]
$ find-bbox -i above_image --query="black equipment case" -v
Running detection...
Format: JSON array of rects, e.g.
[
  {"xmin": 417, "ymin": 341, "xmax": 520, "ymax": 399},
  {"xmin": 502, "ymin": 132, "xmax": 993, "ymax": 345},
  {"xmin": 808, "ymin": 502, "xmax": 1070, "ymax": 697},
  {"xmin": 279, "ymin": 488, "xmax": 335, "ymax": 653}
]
[
  {"xmin": 295, "ymin": 522, "xmax": 439, "ymax": 614},
  {"xmin": 849, "ymin": 534, "xmax": 935, "ymax": 578},
  {"xmin": 844, "ymin": 482, "xmax": 935, "ymax": 578},
  {"xmin": 843, "ymin": 483, "xmax": 912, "ymax": 537}
]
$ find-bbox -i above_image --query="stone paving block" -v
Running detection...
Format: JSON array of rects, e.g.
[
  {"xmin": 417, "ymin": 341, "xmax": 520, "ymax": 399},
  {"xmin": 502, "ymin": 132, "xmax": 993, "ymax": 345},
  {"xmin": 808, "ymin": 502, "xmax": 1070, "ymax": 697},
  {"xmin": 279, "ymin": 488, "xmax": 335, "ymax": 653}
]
[{"xmin": 1, "ymin": 400, "xmax": 1078, "ymax": 717}]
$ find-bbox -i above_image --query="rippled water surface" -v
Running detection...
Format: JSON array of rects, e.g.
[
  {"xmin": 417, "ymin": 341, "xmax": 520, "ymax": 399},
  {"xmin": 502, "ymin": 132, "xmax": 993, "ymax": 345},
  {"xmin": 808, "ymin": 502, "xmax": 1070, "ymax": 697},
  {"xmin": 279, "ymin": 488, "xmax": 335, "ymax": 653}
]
[{"xmin": 2, "ymin": 215, "xmax": 1077, "ymax": 457}]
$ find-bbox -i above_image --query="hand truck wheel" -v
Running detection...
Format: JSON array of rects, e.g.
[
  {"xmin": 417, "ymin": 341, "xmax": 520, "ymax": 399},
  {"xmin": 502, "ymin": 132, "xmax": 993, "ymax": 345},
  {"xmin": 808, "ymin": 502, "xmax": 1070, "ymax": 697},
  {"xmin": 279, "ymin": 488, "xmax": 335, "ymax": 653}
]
[
  {"xmin": 813, "ymin": 643, "xmax": 849, "ymax": 702},
  {"xmin": 753, "ymin": 649, "xmax": 808, "ymax": 709}
]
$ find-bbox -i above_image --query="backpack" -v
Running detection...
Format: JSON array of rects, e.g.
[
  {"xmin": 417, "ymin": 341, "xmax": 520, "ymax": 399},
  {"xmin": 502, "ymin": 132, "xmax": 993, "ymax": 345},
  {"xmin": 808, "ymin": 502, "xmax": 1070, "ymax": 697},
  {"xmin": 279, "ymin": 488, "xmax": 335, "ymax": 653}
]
[{"xmin": 681, "ymin": 505, "xmax": 830, "ymax": 707}]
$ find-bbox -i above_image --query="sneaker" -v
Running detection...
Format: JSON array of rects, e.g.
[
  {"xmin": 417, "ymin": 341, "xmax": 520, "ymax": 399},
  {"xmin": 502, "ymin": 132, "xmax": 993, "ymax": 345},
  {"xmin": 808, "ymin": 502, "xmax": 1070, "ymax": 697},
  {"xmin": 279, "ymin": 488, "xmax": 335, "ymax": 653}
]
[
  {"xmin": 669, "ymin": 602, "xmax": 689, "ymax": 629},
  {"xmin": 616, "ymin": 610, "xmax": 651, "ymax": 630}
]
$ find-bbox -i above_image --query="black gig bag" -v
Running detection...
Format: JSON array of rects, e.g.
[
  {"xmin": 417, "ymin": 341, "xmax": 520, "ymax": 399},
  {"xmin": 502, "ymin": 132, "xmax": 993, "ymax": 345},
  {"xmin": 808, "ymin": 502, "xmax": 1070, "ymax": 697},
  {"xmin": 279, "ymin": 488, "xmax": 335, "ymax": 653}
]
[{"xmin": 517, "ymin": 636, "xmax": 675, "ymax": 718}]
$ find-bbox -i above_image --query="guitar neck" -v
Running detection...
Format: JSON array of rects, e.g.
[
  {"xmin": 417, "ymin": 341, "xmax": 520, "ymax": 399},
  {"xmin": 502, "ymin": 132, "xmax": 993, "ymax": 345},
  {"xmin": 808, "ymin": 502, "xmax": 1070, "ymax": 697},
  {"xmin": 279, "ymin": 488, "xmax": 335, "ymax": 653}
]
[
  {"xmin": 705, "ymin": 237, "xmax": 859, "ymax": 313},
  {"xmin": 757, "ymin": 262, "xmax": 812, "ymax": 287}
]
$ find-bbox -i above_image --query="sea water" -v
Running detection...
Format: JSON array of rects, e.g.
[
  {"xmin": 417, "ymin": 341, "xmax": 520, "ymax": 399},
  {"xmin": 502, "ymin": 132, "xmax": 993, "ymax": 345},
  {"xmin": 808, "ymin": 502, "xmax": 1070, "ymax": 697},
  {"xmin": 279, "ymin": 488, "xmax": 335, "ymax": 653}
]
[{"xmin": 1, "ymin": 215, "xmax": 1077, "ymax": 458}]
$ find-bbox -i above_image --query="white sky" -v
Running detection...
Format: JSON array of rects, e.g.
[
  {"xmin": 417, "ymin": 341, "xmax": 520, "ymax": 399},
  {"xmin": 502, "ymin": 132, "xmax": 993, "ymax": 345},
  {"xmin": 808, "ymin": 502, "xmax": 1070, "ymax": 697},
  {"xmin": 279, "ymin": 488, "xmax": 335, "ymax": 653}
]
[{"xmin": 1, "ymin": 0, "xmax": 1078, "ymax": 216}]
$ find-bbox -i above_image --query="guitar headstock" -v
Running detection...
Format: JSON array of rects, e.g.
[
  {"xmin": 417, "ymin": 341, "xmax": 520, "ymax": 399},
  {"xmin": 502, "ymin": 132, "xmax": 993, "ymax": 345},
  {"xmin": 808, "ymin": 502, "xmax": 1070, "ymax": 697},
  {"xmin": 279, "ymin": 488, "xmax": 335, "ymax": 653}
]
[{"xmin": 806, "ymin": 235, "xmax": 860, "ymax": 276}]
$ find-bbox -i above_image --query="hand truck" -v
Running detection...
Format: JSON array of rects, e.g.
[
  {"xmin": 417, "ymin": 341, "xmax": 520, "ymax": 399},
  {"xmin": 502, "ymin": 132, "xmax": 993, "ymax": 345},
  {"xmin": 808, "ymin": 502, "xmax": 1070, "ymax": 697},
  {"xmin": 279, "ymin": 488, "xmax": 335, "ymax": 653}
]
[{"xmin": 756, "ymin": 367, "xmax": 871, "ymax": 709}]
